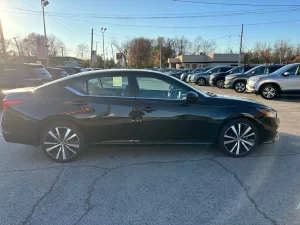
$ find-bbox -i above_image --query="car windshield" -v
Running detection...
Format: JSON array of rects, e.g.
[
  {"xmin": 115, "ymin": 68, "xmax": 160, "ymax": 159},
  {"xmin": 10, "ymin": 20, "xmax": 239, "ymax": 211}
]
[
  {"xmin": 245, "ymin": 65, "xmax": 262, "ymax": 74},
  {"xmin": 229, "ymin": 67, "xmax": 243, "ymax": 74}
]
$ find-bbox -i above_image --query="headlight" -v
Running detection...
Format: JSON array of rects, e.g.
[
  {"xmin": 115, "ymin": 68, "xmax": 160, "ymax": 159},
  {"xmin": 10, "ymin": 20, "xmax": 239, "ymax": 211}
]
[
  {"xmin": 250, "ymin": 77, "xmax": 262, "ymax": 83},
  {"xmin": 258, "ymin": 108, "xmax": 277, "ymax": 118}
]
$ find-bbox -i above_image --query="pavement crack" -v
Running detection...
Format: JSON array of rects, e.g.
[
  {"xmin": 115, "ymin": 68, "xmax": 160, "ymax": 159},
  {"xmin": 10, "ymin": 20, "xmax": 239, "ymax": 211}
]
[
  {"xmin": 22, "ymin": 166, "xmax": 65, "ymax": 225},
  {"xmin": 211, "ymin": 158, "xmax": 278, "ymax": 225},
  {"xmin": 74, "ymin": 170, "xmax": 109, "ymax": 225}
]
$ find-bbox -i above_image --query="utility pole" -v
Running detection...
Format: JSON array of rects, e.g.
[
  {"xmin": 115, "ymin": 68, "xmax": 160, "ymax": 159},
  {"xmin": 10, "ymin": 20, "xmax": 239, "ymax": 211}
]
[
  {"xmin": 0, "ymin": 18, "xmax": 7, "ymax": 60},
  {"xmin": 13, "ymin": 37, "xmax": 21, "ymax": 56},
  {"xmin": 101, "ymin": 28, "xmax": 107, "ymax": 69},
  {"xmin": 41, "ymin": 0, "xmax": 49, "ymax": 66},
  {"xmin": 238, "ymin": 24, "xmax": 244, "ymax": 66},
  {"xmin": 90, "ymin": 28, "xmax": 93, "ymax": 68},
  {"xmin": 280, "ymin": 40, "xmax": 283, "ymax": 64},
  {"xmin": 61, "ymin": 47, "xmax": 64, "ymax": 57},
  {"xmin": 160, "ymin": 42, "xmax": 162, "ymax": 68}
]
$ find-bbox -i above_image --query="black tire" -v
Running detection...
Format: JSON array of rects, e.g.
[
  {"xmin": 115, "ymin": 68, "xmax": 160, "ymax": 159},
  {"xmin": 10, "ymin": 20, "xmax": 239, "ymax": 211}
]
[
  {"xmin": 40, "ymin": 121, "xmax": 85, "ymax": 163},
  {"xmin": 218, "ymin": 118, "xmax": 259, "ymax": 157},
  {"xmin": 197, "ymin": 78, "xmax": 206, "ymax": 86},
  {"xmin": 234, "ymin": 81, "xmax": 246, "ymax": 93},
  {"xmin": 260, "ymin": 84, "xmax": 277, "ymax": 100},
  {"xmin": 216, "ymin": 79, "xmax": 225, "ymax": 88}
]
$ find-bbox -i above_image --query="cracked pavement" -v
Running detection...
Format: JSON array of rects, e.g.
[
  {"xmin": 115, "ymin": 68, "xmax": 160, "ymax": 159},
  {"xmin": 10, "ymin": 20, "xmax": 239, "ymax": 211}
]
[{"xmin": 1, "ymin": 87, "xmax": 300, "ymax": 225}]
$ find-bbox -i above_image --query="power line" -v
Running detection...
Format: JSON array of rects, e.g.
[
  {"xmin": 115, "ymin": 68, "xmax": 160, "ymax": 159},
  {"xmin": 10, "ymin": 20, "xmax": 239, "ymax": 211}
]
[
  {"xmin": 243, "ymin": 37, "xmax": 253, "ymax": 51},
  {"xmin": 173, "ymin": 0, "xmax": 300, "ymax": 7}
]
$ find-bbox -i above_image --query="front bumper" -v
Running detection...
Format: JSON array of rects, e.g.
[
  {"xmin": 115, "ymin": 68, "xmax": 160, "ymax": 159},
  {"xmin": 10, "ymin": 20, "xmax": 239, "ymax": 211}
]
[
  {"xmin": 246, "ymin": 83, "xmax": 259, "ymax": 94},
  {"xmin": 224, "ymin": 78, "xmax": 234, "ymax": 88},
  {"xmin": 264, "ymin": 133, "xmax": 279, "ymax": 144},
  {"xmin": 209, "ymin": 77, "xmax": 216, "ymax": 86}
]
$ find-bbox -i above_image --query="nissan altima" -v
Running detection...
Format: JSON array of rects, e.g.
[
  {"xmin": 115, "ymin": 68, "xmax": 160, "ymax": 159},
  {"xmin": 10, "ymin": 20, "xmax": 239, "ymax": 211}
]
[{"xmin": 1, "ymin": 69, "xmax": 280, "ymax": 162}]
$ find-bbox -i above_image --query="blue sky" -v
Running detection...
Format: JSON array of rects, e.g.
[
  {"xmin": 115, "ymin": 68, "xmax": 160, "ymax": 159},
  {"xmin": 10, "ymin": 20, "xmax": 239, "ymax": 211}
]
[{"xmin": 1, "ymin": 0, "xmax": 300, "ymax": 58}]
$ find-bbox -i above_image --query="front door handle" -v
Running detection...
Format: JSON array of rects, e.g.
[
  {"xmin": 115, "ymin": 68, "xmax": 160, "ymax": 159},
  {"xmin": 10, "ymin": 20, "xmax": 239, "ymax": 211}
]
[{"xmin": 141, "ymin": 107, "xmax": 156, "ymax": 113}]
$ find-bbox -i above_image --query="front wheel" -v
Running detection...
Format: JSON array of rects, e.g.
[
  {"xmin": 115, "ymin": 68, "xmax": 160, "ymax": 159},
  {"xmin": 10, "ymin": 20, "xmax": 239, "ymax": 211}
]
[
  {"xmin": 40, "ymin": 121, "xmax": 84, "ymax": 162},
  {"xmin": 218, "ymin": 119, "xmax": 259, "ymax": 157},
  {"xmin": 234, "ymin": 81, "xmax": 246, "ymax": 93},
  {"xmin": 260, "ymin": 84, "xmax": 277, "ymax": 100},
  {"xmin": 216, "ymin": 79, "xmax": 225, "ymax": 88},
  {"xmin": 197, "ymin": 78, "xmax": 206, "ymax": 86}
]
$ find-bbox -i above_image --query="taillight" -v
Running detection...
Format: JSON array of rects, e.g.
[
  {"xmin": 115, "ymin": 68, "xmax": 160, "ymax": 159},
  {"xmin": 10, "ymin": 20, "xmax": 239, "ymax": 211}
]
[{"xmin": 2, "ymin": 100, "xmax": 23, "ymax": 110}]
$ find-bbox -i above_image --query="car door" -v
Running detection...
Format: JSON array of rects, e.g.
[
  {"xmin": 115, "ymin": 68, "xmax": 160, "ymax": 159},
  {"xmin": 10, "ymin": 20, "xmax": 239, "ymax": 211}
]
[
  {"xmin": 65, "ymin": 73, "xmax": 139, "ymax": 143},
  {"xmin": 281, "ymin": 65, "xmax": 300, "ymax": 92},
  {"xmin": 133, "ymin": 73, "xmax": 213, "ymax": 143}
]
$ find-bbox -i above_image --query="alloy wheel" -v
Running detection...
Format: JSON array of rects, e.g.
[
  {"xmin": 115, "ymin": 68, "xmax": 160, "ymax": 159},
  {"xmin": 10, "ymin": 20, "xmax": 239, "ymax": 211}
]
[
  {"xmin": 223, "ymin": 123, "xmax": 256, "ymax": 155},
  {"xmin": 235, "ymin": 82, "xmax": 246, "ymax": 93},
  {"xmin": 216, "ymin": 79, "xmax": 224, "ymax": 88},
  {"xmin": 262, "ymin": 87, "xmax": 276, "ymax": 99},
  {"xmin": 43, "ymin": 127, "xmax": 80, "ymax": 161},
  {"xmin": 197, "ymin": 78, "xmax": 205, "ymax": 86}
]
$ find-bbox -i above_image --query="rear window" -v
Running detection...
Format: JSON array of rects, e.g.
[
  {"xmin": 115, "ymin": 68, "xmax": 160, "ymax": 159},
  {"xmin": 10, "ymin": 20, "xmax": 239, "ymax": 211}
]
[{"xmin": 30, "ymin": 67, "xmax": 52, "ymax": 79}]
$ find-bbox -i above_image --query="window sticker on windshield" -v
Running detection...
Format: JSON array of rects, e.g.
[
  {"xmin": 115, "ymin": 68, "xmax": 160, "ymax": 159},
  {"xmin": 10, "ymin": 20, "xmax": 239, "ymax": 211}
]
[{"xmin": 113, "ymin": 77, "xmax": 122, "ymax": 87}]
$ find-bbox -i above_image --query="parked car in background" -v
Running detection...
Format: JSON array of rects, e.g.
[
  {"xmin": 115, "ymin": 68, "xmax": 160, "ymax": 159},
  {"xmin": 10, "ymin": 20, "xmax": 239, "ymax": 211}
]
[
  {"xmin": 209, "ymin": 65, "xmax": 254, "ymax": 88},
  {"xmin": 1, "ymin": 69, "xmax": 279, "ymax": 162},
  {"xmin": 171, "ymin": 69, "xmax": 191, "ymax": 79},
  {"xmin": 190, "ymin": 66, "xmax": 233, "ymax": 86},
  {"xmin": 56, "ymin": 66, "xmax": 85, "ymax": 75},
  {"xmin": 45, "ymin": 67, "xmax": 69, "ymax": 80},
  {"xmin": 0, "ymin": 62, "xmax": 52, "ymax": 90},
  {"xmin": 246, "ymin": 63, "xmax": 300, "ymax": 99},
  {"xmin": 224, "ymin": 64, "xmax": 284, "ymax": 93},
  {"xmin": 180, "ymin": 68, "xmax": 203, "ymax": 82}
]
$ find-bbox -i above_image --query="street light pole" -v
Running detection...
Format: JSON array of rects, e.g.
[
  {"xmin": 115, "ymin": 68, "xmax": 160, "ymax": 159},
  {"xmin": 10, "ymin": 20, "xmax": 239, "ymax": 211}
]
[
  {"xmin": 96, "ymin": 42, "xmax": 98, "ymax": 55},
  {"xmin": 101, "ymin": 28, "xmax": 107, "ymax": 69},
  {"xmin": 41, "ymin": 0, "xmax": 49, "ymax": 66}
]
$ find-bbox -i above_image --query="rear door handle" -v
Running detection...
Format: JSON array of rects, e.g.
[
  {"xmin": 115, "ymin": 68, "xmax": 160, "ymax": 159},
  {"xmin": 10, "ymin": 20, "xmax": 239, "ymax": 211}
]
[{"xmin": 141, "ymin": 107, "xmax": 156, "ymax": 112}]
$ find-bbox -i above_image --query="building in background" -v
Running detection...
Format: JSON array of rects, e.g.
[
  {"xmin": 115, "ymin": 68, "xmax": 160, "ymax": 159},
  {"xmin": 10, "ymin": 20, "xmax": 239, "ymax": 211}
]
[{"xmin": 168, "ymin": 53, "xmax": 244, "ymax": 69}]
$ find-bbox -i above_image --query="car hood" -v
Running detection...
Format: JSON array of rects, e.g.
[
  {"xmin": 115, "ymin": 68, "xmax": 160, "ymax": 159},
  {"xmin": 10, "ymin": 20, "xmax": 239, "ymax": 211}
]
[
  {"xmin": 249, "ymin": 74, "xmax": 271, "ymax": 80},
  {"xmin": 207, "ymin": 93, "xmax": 270, "ymax": 108}
]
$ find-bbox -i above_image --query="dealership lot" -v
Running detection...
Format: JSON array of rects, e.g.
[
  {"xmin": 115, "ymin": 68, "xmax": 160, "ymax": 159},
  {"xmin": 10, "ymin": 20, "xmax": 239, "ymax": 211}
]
[{"xmin": 0, "ymin": 85, "xmax": 300, "ymax": 225}]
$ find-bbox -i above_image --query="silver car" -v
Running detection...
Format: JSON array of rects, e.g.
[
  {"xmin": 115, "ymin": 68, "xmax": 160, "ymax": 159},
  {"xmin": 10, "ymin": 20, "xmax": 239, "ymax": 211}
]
[
  {"xmin": 246, "ymin": 63, "xmax": 300, "ymax": 99},
  {"xmin": 190, "ymin": 66, "xmax": 233, "ymax": 86}
]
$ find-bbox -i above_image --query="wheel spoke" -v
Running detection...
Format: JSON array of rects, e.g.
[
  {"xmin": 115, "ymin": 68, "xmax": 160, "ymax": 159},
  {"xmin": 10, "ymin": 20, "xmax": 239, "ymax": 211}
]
[
  {"xmin": 224, "ymin": 139, "xmax": 237, "ymax": 144},
  {"xmin": 236, "ymin": 141, "xmax": 240, "ymax": 155},
  {"xmin": 64, "ymin": 128, "xmax": 72, "ymax": 141},
  {"xmin": 241, "ymin": 139, "xmax": 254, "ymax": 146},
  {"xmin": 243, "ymin": 132, "xmax": 255, "ymax": 138},
  {"xmin": 230, "ymin": 125, "xmax": 239, "ymax": 137},
  {"xmin": 241, "ymin": 127, "xmax": 252, "ymax": 137},
  {"xmin": 230, "ymin": 142, "xmax": 238, "ymax": 152},
  {"xmin": 55, "ymin": 128, "xmax": 61, "ymax": 140},
  {"xmin": 224, "ymin": 134, "xmax": 236, "ymax": 139},
  {"xmin": 61, "ymin": 145, "xmax": 67, "ymax": 160},
  {"xmin": 56, "ymin": 146, "xmax": 62, "ymax": 159},
  {"xmin": 46, "ymin": 144, "xmax": 60, "ymax": 152},
  {"xmin": 238, "ymin": 124, "xmax": 241, "ymax": 136},
  {"xmin": 66, "ymin": 143, "xmax": 79, "ymax": 148},
  {"xmin": 66, "ymin": 134, "xmax": 77, "ymax": 141},
  {"xmin": 65, "ymin": 145, "xmax": 77, "ymax": 155},
  {"xmin": 48, "ymin": 131, "xmax": 61, "ymax": 142},
  {"xmin": 44, "ymin": 142, "xmax": 59, "ymax": 145},
  {"xmin": 241, "ymin": 141, "xmax": 250, "ymax": 151}
]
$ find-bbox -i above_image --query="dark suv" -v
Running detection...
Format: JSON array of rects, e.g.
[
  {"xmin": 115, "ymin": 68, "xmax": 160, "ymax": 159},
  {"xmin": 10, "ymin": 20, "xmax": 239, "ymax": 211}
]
[
  {"xmin": 56, "ymin": 66, "xmax": 85, "ymax": 75},
  {"xmin": 45, "ymin": 67, "xmax": 69, "ymax": 80},
  {"xmin": 209, "ymin": 66, "xmax": 254, "ymax": 88},
  {"xmin": 0, "ymin": 62, "xmax": 52, "ymax": 90},
  {"xmin": 224, "ymin": 64, "xmax": 284, "ymax": 93}
]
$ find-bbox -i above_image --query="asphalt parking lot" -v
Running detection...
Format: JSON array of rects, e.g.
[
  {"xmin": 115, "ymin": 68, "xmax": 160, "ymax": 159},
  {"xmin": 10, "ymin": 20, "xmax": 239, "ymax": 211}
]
[{"xmin": 1, "ymin": 85, "xmax": 300, "ymax": 225}]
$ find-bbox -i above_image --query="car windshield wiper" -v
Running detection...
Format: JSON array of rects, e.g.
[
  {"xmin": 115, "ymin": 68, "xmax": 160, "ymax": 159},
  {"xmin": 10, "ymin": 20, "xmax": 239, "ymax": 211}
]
[{"xmin": 206, "ymin": 91, "xmax": 217, "ymax": 97}]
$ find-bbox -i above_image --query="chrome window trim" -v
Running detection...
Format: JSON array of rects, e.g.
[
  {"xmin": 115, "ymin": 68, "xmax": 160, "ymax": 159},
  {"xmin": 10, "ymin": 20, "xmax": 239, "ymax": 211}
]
[{"xmin": 135, "ymin": 97, "xmax": 185, "ymax": 101}]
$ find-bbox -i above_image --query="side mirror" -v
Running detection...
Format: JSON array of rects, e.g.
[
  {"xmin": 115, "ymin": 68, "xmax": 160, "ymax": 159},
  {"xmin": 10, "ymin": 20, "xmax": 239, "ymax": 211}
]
[
  {"xmin": 209, "ymin": 71, "xmax": 212, "ymax": 74},
  {"xmin": 186, "ymin": 91, "xmax": 199, "ymax": 103},
  {"xmin": 283, "ymin": 72, "xmax": 290, "ymax": 76},
  {"xmin": 251, "ymin": 71, "xmax": 255, "ymax": 75}
]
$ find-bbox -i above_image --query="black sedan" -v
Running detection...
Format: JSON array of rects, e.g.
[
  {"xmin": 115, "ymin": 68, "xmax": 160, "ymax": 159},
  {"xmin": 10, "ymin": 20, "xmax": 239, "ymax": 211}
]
[{"xmin": 1, "ymin": 69, "xmax": 279, "ymax": 162}]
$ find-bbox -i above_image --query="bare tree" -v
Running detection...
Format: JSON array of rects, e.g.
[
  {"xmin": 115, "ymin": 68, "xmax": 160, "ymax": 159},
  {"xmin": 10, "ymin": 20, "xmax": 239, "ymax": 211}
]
[
  {"xmin": 76, "ymin": 44, "xmax": 89, "ymax": 59},
  {"xmin": 48, "ymin": 35, "xmax": 65, "ymax": 58},
  {"xmin": 19, "ymin": 32, "xmax": 38, "ymax": 57},
  {"xmin": 169, "ymin": 36, "xmax": 191, "ymax": 56},
  {"xmin": 189, "ymin": 36, "xmax": 203, "ymax": 55},
  {"xmin": 199, "ymin": 40, "xmax": 216, "ymax": 55},
  {"xmin": 111, "ymin": 38, "xmax": 130, "ymax": 66}
]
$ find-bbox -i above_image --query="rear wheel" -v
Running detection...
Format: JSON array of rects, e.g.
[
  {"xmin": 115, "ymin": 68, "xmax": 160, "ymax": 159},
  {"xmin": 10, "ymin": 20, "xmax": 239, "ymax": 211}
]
[
  {"xmin": 234, "ymin": 81, "xmax": 246, "ymax": 93},
  {"xmin": 260, "ymin": 84, "xmax": 277, "ymax": 100},
  {"xmin": 40, "ymin": 121, "xmax": 84, "ymax": 163},
  {"xmin": 197, "ymin": 78, "xmax": 206, "ymax": 86},
  {"xmin": 218, "ymin": 119, "xmax": 259, "ymax": 157},
  {"xmin": 216, "ymin": 79, "xmax": 225, "ymax": 88}
]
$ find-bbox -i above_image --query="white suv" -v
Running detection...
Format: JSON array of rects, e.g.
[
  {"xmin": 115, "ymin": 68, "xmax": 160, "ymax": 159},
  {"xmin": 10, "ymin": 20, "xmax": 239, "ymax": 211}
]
[{"xmin": 246, "ymin": 63, "xmax": 300, "ymax": 99}]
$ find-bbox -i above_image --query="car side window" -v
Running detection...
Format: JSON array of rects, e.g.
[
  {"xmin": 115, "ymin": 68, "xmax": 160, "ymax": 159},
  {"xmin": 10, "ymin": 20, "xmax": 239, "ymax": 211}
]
[
  {"xmin": 285, "ymin": 66, "xmax": 299, "ymax": 75},
  {"xmin": 252, "ymin": 67, "xmax": 266, "ymax": 75},
  {"xmin": 220, "ymin": 67, "xmax": 230, "ymax": 72},
  {"xmin": 87, "ymin": 76, "xmax": 129, "ymax": 97},
  {"xmin": 268, "ymin": 67, "xmax": 281, "ymax": 74},
  {"xmin": 136, "ymin": 76, "xmax": 190, "ymax": 100},
  {"xmin": 67, "ymin": 78, "xmax": 88, "ymax": 94}
]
